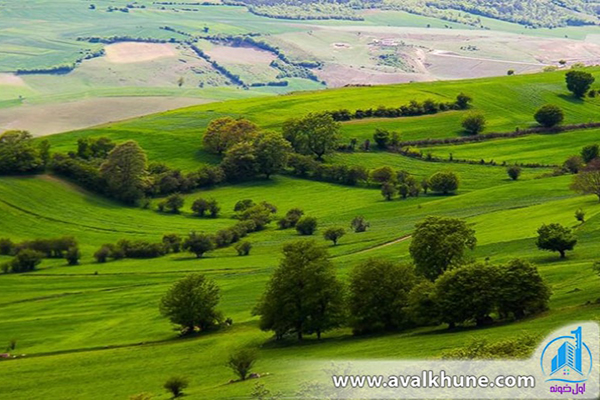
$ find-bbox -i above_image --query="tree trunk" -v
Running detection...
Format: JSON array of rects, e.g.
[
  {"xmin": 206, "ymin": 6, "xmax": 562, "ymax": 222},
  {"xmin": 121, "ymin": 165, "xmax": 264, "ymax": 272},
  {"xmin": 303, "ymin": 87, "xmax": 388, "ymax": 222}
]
[
  {"xmin": 448, "ymin": 322, "xmax": 456, "ymax": 330},
  {"xmin": 297, "ymin": 331, "xmax": 303, "ymax": 341},
  {"xmin": 559, "ymin": 250, "xmax": 566, "ymax": 258},
  {"xmin": 317, "ymin": 330, "xmax": 321, "ymax": 340}
]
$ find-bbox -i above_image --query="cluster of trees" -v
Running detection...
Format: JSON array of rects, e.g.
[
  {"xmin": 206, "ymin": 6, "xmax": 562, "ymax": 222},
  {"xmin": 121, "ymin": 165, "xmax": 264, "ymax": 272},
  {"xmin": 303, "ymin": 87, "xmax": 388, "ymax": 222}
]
[
  {"xmin": 0, "ymin": 131, "xmax": 49, "ymax": 175},
  {"xmin": 202, "ymin": 117, "xmax": 292, "ymax": 180},
  {"xmin": 0, "ymin": 236, "xmax": 80, "ymax": 273},
  {"xmin": 394, "ymin": 122, "xmax": 600, "ymax": 148},
  {"xmin": 571, "ymin": 144, "xmax": 600, "ymax": 201},
  {"xmin": 275, "ymin": 207, "xmax": 365, "ymax": 244},
  {"xmin": 51, "ymin": 138, "xmax": 228, "ymax": 204},
  {"xmin": 327, "ymin": 93, "xmax": 472, "ymax": 122},
  {"xmin": 372, "ymin": 167, "xmax": 459, "ymax": 200},
  {"xmin": 249, "ymin": 217, "xmax": 551, "ymax": 341}
]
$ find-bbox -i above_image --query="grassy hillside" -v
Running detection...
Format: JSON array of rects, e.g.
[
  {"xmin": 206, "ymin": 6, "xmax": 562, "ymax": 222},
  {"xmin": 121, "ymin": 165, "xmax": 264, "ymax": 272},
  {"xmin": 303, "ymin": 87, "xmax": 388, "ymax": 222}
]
[
  {"xmin": 44, "ymin": 67, "xmax": 600, "ymax": 171},
  {"xmin": 2, "ymin": 68, "xmax": 600, "ymax": 399}
]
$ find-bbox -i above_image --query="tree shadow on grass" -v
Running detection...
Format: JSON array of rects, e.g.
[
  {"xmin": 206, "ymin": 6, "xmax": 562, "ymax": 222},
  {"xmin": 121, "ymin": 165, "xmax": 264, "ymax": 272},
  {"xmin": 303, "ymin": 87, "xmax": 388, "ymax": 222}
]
[{"xmin": 558, "ymin": 93, "xmax": 585, "ymax": 105}]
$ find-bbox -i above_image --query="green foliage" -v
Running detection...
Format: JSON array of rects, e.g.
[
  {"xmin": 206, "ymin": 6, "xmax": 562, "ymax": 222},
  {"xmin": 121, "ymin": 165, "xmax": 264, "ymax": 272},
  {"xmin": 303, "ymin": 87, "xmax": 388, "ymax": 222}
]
[
  {"xmin": 406, "ymin": 281, "xmax": 440, "ymax": 326},
  {"xmin": 160, "ymin": 194, "xmax": 184, "ymax": 214},
  {"xmin": 163, "ymin": 376, "xmax": 189, "ymax": 398},
  {"xmin": 283, "ymin": 113, "xmax": 340, "ymax": 160},
  {"xmin": 428, "ymin": 171, "xmax": 460, "ymax": 194},
  {"xmin": 227, "ymin": 348, "xmax": 257, "ymax": 381},
  {"xmin": 409, "ymin": 216, "xmax": 476, "ymax": 280},
  {"xmin": 4, "ymin": 249, "xmax": 44, "ymax": 273},
  {"xmin": 0, "ymin": 130, "xmax": 43, "ymax": 174},
  {"xmin": 381, "ymin": 182, "xmax": 397, "ymax": 201},
  {"xmin": 296, "ymin": 216, "xmax": 318, "ymax": 235},
  {"xmin": 222, "ymin": 142, "xmax": 259, "ymax": 181},
  {"xmin": 370, "ymin": 166, "xmax": 396, "ymax": 184},
  {"xmin": 373, "ymin": 129, "xmax": 391, "ymax": 149},
  {"xmin": 253, "ymin": 240, "xmax": 345, "ymax": 340},
  {"xmin": 203, "ymin": 117, "xmax": 258, "ymax": 155},
  {"xmin": 99, "ymin": 141, "xmax": 147, "ymax": 204},
  {"xmin": 234, "ymin": 241, "xmax": 252, "ymax": 256},
  {"xmin": 534, "ymin": 104, "xmax": 564, "ymax": 128},
  {"xmin": 563, "ymin": 155, "xmax": 584, "ymax": 174},
  {"xmin": 461, "ymin": 112, "xmax": 486, "ymax": 135},
  {"xmin": 65, "ymin": 246, "xmax": 81, "ymax": 266},
  {"xmin": 350, "ymin": 216, "xmax": 370, "ymax": 233},
  {"xmin": 348, "ymin": 260, "xmax": 417, "ymax": 334},
  {"xmin": 159, "ymin": 274, "xmax": 222, "ymax": 334},
  {"xmin": 253, "ymin": 132, "xmax": 292, "ymax": 179},
  {"xmin": 442, "ymin": 334, "xmax": 539, "ymax": 360},
  {"xmin": 322, "ymin": 227, "xmax": 345, "ymax": 245},
  {"xmin": 495, "ymin": 259, "xmax": 551, "ymax": 319},
  {"xmin": 581, "ymin": 144, "xmax": 599, "ymax": 164},
  {"xmin": 566, "ymin": 70, "xmax": 595, "ymax": 98},
  {"xmin": 183, "ymin": 232, "xmax": 215, "ymax": 258},
  {"xmin": 277, "ymin": 208, "xmax": 304, "ymax": 229},
  {"xmin": 507, "ymin": 165, "xmax": 522, "ymax": 181},
  {"xmin": 536, "ymin": 223, "xmax": 577, "ymax": 258},
  {"xmin": 571, "ymin": 160, "xmax": 600, "ymax": 200},
  {"xmin": 162, "ymin": 234, "xmax": 182, "ymax": 253},
  {"xmin": 434, "ymin": 263, "xmax": 500, "ymax": 327}
]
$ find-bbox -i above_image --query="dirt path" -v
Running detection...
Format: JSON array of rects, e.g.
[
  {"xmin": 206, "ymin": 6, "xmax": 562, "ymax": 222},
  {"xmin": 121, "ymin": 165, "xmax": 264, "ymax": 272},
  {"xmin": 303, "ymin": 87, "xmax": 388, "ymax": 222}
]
[{"xmin": 352, "ymin": 234, "xmax": 412, "ymax": 256}]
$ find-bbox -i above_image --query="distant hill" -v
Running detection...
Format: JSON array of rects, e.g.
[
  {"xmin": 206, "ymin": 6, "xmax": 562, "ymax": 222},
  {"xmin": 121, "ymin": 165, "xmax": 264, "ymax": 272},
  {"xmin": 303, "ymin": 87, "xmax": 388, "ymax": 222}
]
[{"xmin": 231, "ymin": 0, "xmax": 600, "ymax": 27}]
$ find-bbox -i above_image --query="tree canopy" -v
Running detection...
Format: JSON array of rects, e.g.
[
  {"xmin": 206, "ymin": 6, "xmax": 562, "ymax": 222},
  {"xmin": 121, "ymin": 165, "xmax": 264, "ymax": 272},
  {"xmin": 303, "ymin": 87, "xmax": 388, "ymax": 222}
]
[
  {"xmin": 409, "ymin": 216, "xmax": 477, "ymax": 280},
  {"xmin": 159, "ymin": 274, "xmax": 223, "ymax": 334},
  {"xmin": 253, "ymin": 240, "xmax": 345, "ymax": 340}
]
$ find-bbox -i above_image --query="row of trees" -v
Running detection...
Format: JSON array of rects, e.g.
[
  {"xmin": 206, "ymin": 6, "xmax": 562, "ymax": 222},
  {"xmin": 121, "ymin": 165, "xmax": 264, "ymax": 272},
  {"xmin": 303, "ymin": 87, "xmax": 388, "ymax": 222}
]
[
  {"xmin": 0, "ymin": 236, "xmax": 81, "ymax": 273},
  {"xmin": 327, "ymin": 93, "xmax": 473, "ymax": 121}
]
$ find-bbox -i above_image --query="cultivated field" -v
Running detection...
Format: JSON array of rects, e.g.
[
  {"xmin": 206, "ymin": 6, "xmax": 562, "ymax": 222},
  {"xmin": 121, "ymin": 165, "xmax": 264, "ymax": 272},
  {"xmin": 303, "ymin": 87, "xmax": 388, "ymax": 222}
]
[
  {"xmin": 4, "ymin": 2, "xmax": 600, "ymax": 134},
  {"xmin": 1, "ymin": 67, "xmax": 600, "ymax": 399}
]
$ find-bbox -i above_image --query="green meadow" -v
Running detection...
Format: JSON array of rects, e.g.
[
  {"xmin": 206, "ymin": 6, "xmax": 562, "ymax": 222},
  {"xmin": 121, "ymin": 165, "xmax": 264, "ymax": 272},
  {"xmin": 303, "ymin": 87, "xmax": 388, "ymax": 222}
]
[{"xmin": 2, "ymin": 67, "xmax": 600, "ymax": 399}]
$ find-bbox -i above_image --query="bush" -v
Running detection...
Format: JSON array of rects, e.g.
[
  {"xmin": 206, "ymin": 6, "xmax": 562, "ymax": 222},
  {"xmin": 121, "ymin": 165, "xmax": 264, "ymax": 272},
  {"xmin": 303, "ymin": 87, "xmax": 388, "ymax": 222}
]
[
  {"xmin": 428, "ymin": 171, "xmax": 459, "ymax": 194},
  {"xmin": 183, "ymin": 232, "xmax": 215, "ymax": 258},
  {"xmin": 581, "ymin": 144, "xmax": 599, "ymax": 164},
  {"xmin": 507, "ymin": 165, "xmax": 522, "ymax": 181},
  {"xmin": 351, "ymin": 216, "xmax": 370, "ymax": 233},
  {"xmin": 0, "ymin": 238, "xmax": 14, "ymax": 256},
  {"xmin": 563, "ymin": 155, "xmax": 584, "ymax": 173},
  {"xmin": 373, "ymin": 129, "xmax": 391, "ymax": 149},
  {"xmin": 235, "ymin": 241, "xmax": 252, "ymax": 256},
  {"xmin": 117, "ymin": 239, "xmax": 166, "ymax": 258},
  {"xmin": 323, "ymin": 227, "xmax": 345, "ymax": 245},
  {"xmin": 534, "ymin": 104, "xmax": 564, "ymax": 128},
  {"xmin": 94, "ymin": 245, "xmax": 111, "ymax": 263},
  {"xmin": 9, "ymin": 250, "xmax": 44, "ymax": 273},
  {"xmin": 163, "ymin": 376, "xmax": 189, "ymax": 398},
  {"xmin": 227, "ymin": 348, "xmax": 257, "ymax": 381},
  {"xmin": 234, "ymin": 199, "xmax": 255, "ymax": 212},
  {"xmin": 65, "ymin": 246, "xmax": 81, "ymax": 266},
  {"xmin": 162, "ymin": 193, "xmax": 184, "ymax": 214},
  {"xmin": 461, "ymin": 112, "xmax": 486, "ymax": 135},
  {"xmin": 575, "ymin": 208, "xmax": 586, "ymax": 223},
  {"xmin": 162, "ymin": 234, "xmax": 182, "ymax": 253},
  {"xmin": 191, "ymin": 198, "xmax": 210, "ymax": 217},
  {"xmin": 296, "ymin": 216, "xmax": 318, "ymax": 235},
  {"xmin": 277, "ymin": 208, "xmax": 304, "ymax": 229}
]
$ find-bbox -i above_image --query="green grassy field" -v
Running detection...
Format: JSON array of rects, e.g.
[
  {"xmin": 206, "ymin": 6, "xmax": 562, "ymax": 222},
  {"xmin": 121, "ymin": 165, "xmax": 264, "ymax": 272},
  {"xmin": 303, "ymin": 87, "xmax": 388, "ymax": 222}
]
[{"xmin": 2, "ymin": 67, "xmax": 600, "ymax": 399}]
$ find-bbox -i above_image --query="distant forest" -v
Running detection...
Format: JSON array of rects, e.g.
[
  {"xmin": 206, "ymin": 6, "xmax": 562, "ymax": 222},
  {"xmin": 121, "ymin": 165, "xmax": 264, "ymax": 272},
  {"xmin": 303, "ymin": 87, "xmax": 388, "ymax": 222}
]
[{"xmin": 227, "ymin": 0, "xmax": 600, "ymax": 28}]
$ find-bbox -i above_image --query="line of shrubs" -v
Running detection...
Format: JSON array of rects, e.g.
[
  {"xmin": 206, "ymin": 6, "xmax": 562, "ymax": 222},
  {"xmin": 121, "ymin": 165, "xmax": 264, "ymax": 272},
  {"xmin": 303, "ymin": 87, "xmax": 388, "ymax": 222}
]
[
  {"xmin": 327, "ymin": 93, "xmax": 472, "ymax": 121},
  {"xmin": 395, "ymin": 121, "xmax": 600, "ymax": 148},
  {"xmin": 0, "ymin": 237, "xmax": 81, "ymax": 273}
]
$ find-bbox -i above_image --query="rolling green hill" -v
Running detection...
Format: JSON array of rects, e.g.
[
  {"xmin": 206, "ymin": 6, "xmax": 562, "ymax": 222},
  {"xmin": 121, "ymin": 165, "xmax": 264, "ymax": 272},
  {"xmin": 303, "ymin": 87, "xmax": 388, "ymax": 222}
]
[{"xmin": 2, "ymin": 67, "xmax": 600, "ymax": 399}]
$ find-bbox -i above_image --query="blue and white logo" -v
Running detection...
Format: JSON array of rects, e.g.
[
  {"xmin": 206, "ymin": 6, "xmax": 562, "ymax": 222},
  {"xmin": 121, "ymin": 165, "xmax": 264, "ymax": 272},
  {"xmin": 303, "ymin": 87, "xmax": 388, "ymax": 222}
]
[{"xmin": 540, "ymin": 326, "xmax": 593, "ymax": 383}]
